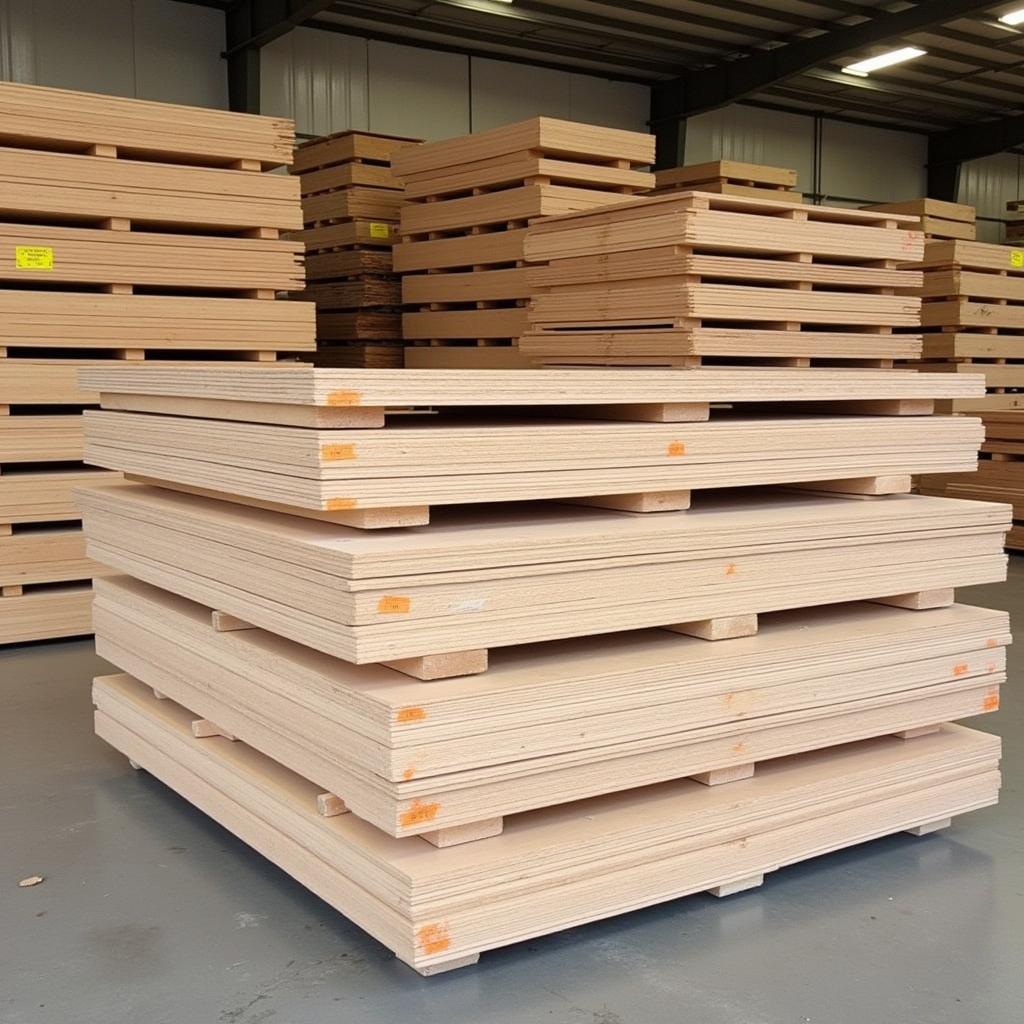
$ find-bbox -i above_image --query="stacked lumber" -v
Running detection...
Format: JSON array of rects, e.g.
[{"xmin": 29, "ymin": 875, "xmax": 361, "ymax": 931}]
[
  {"xmin": 79, "ymin": 359, "xmax": 1008, "ymax": 973},
  {"xmin": 653, "ymin": 160, "xmax": 801, "ymax": 201},
  {"xmin": 864, "ymin": 199, "xmax": 976, "ymax": 241},
  {"xmin": 521, "ymin": 191, "xmax": 924, "ymax": 365},
  {"xmin": 391, "ymin": 118, "xmax": 654, "ymax": 369},
  {"xmin": 0, "ymin": 82, "xmax": 313, "ymax": 643},
  {"xmin": 1004, "ymin": 199, "xmax": 1024, "ymax": 242},
  {"xmin": 290, "ymin": 131, "xmax": 421, "ymax": 368}
]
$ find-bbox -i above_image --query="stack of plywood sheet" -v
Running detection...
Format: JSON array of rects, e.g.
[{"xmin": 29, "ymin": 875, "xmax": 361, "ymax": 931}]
[
  {"xmin": 864, "ymin": 199, "xmax": 976, "ymax": 241},
  {"xmin": 290, "ymin": 130, "xmax": 421, "ymax": 369},
  {"xmin": 0, "ymin": 82, "xmax": 314, "ymax": 643},
  {"xmin": 653, "ymin": 160, "xmax": 801, "ymax": 201},
  {"xmin": 520, "ymin": 190, "xmax": 924, "ymax": 365},
  {"xmin": 1004, "ymin": 200, "xmax": 1024, "ymax": 242},
  {"xmin": 392, "ymin": 118, "xmax": 654, "ymax": 369},
  {"xmin": 78, "ymin": 360, "xmax": 1008, "ymax": 974}
]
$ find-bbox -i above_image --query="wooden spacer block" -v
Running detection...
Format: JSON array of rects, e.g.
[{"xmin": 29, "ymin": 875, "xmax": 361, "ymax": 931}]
[
  {"xmin": 692, "ymin": 762, "xmax": 755, "ymax": 786},
  {"xmin": 104, "ymin": 283, "xmax": 133, "ymax": 295},
  {"xmin": 88, "ymin": 143, "xmax": 118, "ymax": 158},
  {"xmin": 789, "ymin": 475, "xmax": 911, "ymax": 497},
  {"xmin": 243, "ymin": 351, "xmax": 279, "ymax": 362},
  {"xmin": 100, "ymin": 217, "xmax": 131, "ymax": 231},
  {"xmin": 328, "ymin": 506, "xmax": 431, "ymax": 529},
  {"xmin": 707, "ymin": 873, "xmax": 764, "ymax": 898},
  {"xmin": 666, "ymin": 614, "xmax": 758, "ymax": 641},
  {"xmin": 211, "ymin": 610, "xmax": 255, "ymax": 632},
  {"xmin": 0, "ymin": 525, "xmax": 11, "ymax": 536},
  {"xmin": 1, "ymin": 584, "xmax": 23, "ymax": 597},
  {"xmin": 568, "ymin": 402, "xmax": 710, "ymax": 423},
  {"xmin": 874, "ymin": 588, "xmax": 954, "ymax": 611},
  {"xmin": 408, "ymin": 953, "xmax": 480, "ymax": 976},
  {"xmin": 840, "ymin": 398, "xmax": 934, "ymax": 416},
  {"xmin": 230, "ymin": 158, "xmax": 263, "ymax": 172},
  {"xmin": 383, "ymin": 649, "xmax": 488, "ymax": 681},
  {"xmin": 116, "ymin": 349, "xmax": 146, "ymax": 360},
  {"xmin": 906, "ymin": 817, "xmax": 952, "ymax": 837},
  {"xmin": 152, "ymin": 689, "xmax": 168, "ymax": 700},
  {"xmin": 190, "ymin": 719, "xmax": 237, "ymax": 741},
  {"xmin": 127, "ymin": 758, "xmax": 142, "ymax": 770},
  {"xmin": 421, "ymin": 817, "xmax": 504, "ymax": 849},
  {"xmin": 893, "ymin": 724, "xmax": 943, "ymax": 740},
  {"xmin": 569, "ymin": 490, "xmax": 691, "ymax": 513},
  {"xmin": 316, "ymin": 793, "xmax": 349, "ymax": 818}
]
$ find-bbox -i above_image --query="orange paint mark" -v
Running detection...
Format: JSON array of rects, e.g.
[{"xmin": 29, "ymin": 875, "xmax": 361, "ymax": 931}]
[
  {"xmin": 986, "ymin": 662, "xmax": 997, "ymax": 673},
  {"xmin": 951, "ymin": 662, "xmax": 969, "ymax": 676},
  {"xmin": 982, "ymin": 692, "xmax": 1000, "ymax": 712},
  {"xmin": 667, "ymin": 441, "xmax": 686, "ymax": 457},
  {"xmin": 731, "ymin": 741, "xmax": 747, "ymax": 755},
  {"xmin": 397, "ymin": 706, "xmax": 427, "ymax": 724},
  {"xmin": 986, "ymin": 637, "xmax": 999, "ymax": 648},
  {"xmin": 725, "ymin": 563, "xmax": 737, "ymax": 577},
  {"xmin": 321, "ymin": 443, "xmax": 356, "ymax": 461},
  {"xmin": 416, "ymin": 922, "xmax": 451, "ymax": 956},
  {"xmin": 378, "ymin": 595, "xmax": 411, "ymax": 614},
  {"xmin": 403, "ymin": 768, "xmax": 416, "ymax": 781},
  {"xmin": 326, "ymin": 498, "xmax": 357, "ymax": 510},
  {"xmin": 400, "ymin": 800, "xmax": 440, "ymax": 827},
  {"xmin": 326, "ymin": 390, "xmax": 362, "ymax": 406}
]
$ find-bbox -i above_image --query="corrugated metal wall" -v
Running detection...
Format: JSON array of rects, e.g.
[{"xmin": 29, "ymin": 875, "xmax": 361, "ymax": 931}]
[
  {"xmin": 259, "ymin": 27, "xmax": 650, "ymax": 140},
  {"xmin": 960, "ymin": 153, "xmax": 1024, "ymax": 243},
  {"xmin": 0, "ymin": 0, "xmax": 226, "ymax": 107}
]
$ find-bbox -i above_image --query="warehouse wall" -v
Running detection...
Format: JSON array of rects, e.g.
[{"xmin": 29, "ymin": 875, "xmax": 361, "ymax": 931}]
[
  {"xmin": 960, "ymin": 152, "xmax": 1024, "ymax": 243},
  {"xmin": 0, "ymin": 0, "xmax": 226, "ymax": 107},
  {"xmin": 259, "ymin": 27, "xmax": 650, "ymax": 140}
]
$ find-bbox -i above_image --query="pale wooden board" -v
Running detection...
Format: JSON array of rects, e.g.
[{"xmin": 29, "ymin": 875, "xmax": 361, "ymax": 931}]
[
  {"xmin": 921, "ymin": 270, "xmax": 1024, "ymax": 302},
  {"xmin": 0, "ymin": 582, "xmax": 93, "ymax": 643},
  {"xmin": 919, "ymin": 332, "xmax": 1024, "ymax": 360},
  {"xmin": 656, "ymin": 161, "xmax": 797, "ymax": 189},
  {"xmin": 393, "ymin": 230, "xmax": 527, "ymax": 273},
  {"xmin": 922, "ymin": 300, "xmax": 1024, "ymax": 330},
  {"xmin": 0, "ymin": 415, "xmax": 84, "ymax": 463},
  {"xmin": 0, "ymin": 468, "xmax": 120, "ymax": 524},
  {"xmin": 0, "ymin": 526, "xmax": 110, "ymax": 587},
  {"xmin": 297, "ymin": 161, "xmax": 401, "ymax": 195},
  {"xmin": 303, "ymin": 187, "xmax": 404, "ymax": 225},
  {"xmin": 91, "ymin": 677, "xmax": 1002, "ymax": 972},
  {"xmin": 93, "ymin": 574, "xmax": 1008, "ymax": 835},
  {"xmin": 914, "ymin": 239, "xmax": 1024, "ymax": 274},
  {"xmin": 77, "ymin": 484, "xmax": 1009, "ymax": 663},
  {"xmin": 292, "ymin": 130, "xmax": 420, "ymax": 176},
  {"xmin": 293, "ymin": 220, "xmax": 398, "ymax": 252},
  {"xmin": 864, "ymin": 199, "xmax": 975, "ymax": 223}
]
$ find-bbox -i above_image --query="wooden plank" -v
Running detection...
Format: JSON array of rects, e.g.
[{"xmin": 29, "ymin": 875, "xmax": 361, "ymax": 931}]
[
  {"xmin": 656, "ymin": 161, "xmax": 797, "ymax": 190},
  {"xmin": 0, "ymin": 582, "xmax": 93, "ymax": 644},
  {"xmin": 292, "ymin": 130, "xmax": 420, "ymax": 175},
  {"xmin": 864, "ymin": 199, "xmax": 975, "ymax": 223}
]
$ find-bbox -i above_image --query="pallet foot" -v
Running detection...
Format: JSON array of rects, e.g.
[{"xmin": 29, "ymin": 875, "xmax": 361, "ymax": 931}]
[
  {"xmin": 789, "ymin": 474, "xmax": 911, "ymax": 498},
  {"xmin": 407, "ymin": 953, "xmax": 480, "ymax": 976},
  {"xmin": 421, "ymin": 817, "xmax": 504, "ymax": 848},
  {"xmin": 569, "ymin": 490, "xmax": 691, "ymax": 513},
  {"xmin": 666, "ymin": 613, "xmax": 758, "ymax": 641},
  {"xmin": 1, "ymin": 584, "xmax": 24, "ymax": 597},
  {"xmin": 211, "ymin": 610, "xmax": 255, "ymax": 632},
  {"xmin": 906, "ymin": 817, "xmax": 952, "ymax": 837},
  {"xmin": 127, "ymin": 758, "xmax": 142, "ymax": 770},
  {"xmin": 874, "ymin": 588, "xmax": 954, "ymax": 610},
  {"xmin": 190, "ymin": 719, "xmax": 237, "ymax": 741},
  {"xmin": 383, "ymin": 649, "xmax": 488, "ymax": 681},
  {"xmin": 893, "ymin": 724, "xmax": 943, "ymax": 740},
  {"xmin": 316, "ymin": 793, "xmax": 350, "ymax": 818},
  {"xmin": 568, "ymin": 402, "xmax": 711, "ymax": 423},
  {"xmin": 326, "ymin": 506, "xmax": 431, "ymax": 529},
  {"xmin": 692, "ymin": 762, "xmax": 756, "ymax": 786},
  {"xmin": 152, "ymin": 688, "xmax": 168, "ymax": 700},
  {"xmin": 708, "ymin": 873, "xmax": 764, "ymax": 898}
]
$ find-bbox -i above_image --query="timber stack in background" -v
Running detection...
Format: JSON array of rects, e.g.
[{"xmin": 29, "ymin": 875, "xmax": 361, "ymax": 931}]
[
  {"xmin": 392, "ymin": 117, "xmax": 655, "ymax": 369},
  {"xmin": 865, "ymin": 198, "xmax": 977, "ymax": 241},
  {"xmin": 652, "ymin": 160, "xmax": 801, "ymax": 202},
  {"xmin": 0, "ymin": 81, "xmax": 314, "ymax": 644},
  {"xmin": 290, "ymin": 130, "xmax": 421, "ymax": 369}
]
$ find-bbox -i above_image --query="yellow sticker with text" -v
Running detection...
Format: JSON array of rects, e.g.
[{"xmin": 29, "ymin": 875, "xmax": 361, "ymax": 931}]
[
  {"xmin": 1011, "ymin": 250, "xmax": 1024, "ymax": 269},
  {"xmin": 368, "ymin": 222, "xmax": 390, "ymax": 240},
  {"xmin": 15, "ymin": 246, "xmax": 54, "ymax": 270}
]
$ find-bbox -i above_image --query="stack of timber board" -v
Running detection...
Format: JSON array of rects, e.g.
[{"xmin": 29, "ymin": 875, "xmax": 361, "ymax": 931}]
[
  {"xmin": 1005, "ymin": 200, "xmax": 1024, "ymax": 242},
  {"xmin": 864, "ymin": 199, "xmax": 977, "ymax": 241},
  {"xmin": 0, "ymin": 81, "xmax": 314, "ymax": 644},
  {"xmin": 653, "ymin": 160, "xmax": 801, "ymax": 201},
  {"xmin": 391, "ymin": 117, "xmax": 655, "ymax": 369},
  {"xmin": 290, "ymin": 130, "xmax": 421, "ymax": 369},
  {"xmin": 77, "ymin": 360, "xmax": 1009, "ymax": 974},
  {"xmin": 520, "ymin": 190, "xmax": 925, "ymax": 365}
]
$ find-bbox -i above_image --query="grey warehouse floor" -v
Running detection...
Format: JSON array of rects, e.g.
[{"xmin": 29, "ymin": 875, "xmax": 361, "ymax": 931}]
[{"xmin": 3, "ymin": 567, "xmax": 1024, "ymax": 1024}]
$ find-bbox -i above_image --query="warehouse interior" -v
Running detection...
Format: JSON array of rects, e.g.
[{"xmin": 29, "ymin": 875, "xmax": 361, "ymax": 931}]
[{"xmin": 2, "ymin": 1, "xmax": 1024, "ymax": 1021}]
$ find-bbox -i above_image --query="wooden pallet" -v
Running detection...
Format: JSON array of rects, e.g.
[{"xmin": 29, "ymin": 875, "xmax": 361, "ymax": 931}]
[
  {"xmin": 0, "ymin": 580, "xmax": 93, "ymax": 644},
  {"xmin": 0, "ymin": 467, "xmax": 119, "ymax": 525},
  {"xmin": 91, "ymin": 673, "xmax": 1002, "ymax": 976},
  {"xmin": 77, "ymin": 482, "xmax": 1009, "ymax": 676},
  {"xmin": 864, "ymin": 199, "xmax": 976, "ymax": 241},
  {"xmin": 0, "ymin": 524, "xmax": 111, "ymax": 591},
  {"xmin": 94, "ymin": 573, "xmax": 1009, "ymax": 839},
  {"xmin": 653, "ymin": 160, "xmax": 801, "ymax": 202}
]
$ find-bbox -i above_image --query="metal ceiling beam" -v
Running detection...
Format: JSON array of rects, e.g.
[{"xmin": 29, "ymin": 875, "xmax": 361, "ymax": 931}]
[{"xmin": 224, "ymin": 0, "xmax": 337, "ymax": 112}]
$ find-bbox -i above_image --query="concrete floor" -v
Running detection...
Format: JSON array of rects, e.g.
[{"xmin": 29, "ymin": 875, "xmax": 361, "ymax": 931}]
[{"xmin": 3, "ymin": 567, "xmax": 1023, "ymax": 1024}]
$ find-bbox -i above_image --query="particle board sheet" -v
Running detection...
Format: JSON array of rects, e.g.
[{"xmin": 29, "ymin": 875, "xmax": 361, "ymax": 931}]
[
  {"xmin": 91, "ymin": 676, "xmax": 1002, "ymax": 973},
  {"xmin": 0, "ymin": 415, "xmax": 84, "ymax": 463},
  {"xmin": 93, "ymin": 575, "xmax": 1009, "ymax": 836},
  {"xmin": 524, "ymin": 192, "xmax": 924, "ymax": 265},
  {"xmin": 77, "ymin": 364, "xmax": 984, "ymax": 411},
  {"xmin": 0, "ymin": 292, "xmax": 315, "ymax": 351},
  {"xmin": 0, "ymin": 149, "xmax": 302, "ymax": 231},
  {"xmin": 391, "ymin": 118, "xmax": 654, "ymax": 180},
  {"xmin": 0, "ymin": 468, "xmax": 119, "ymax": 524},
  {"xmin": 0, "ymin": 525, "xmax": 109, "ymax": 587},
  {"xmin": 0, "ymin": 224, "xmax": 304, "ymax": 291},
  {"xmin": 292, "ymin": 130, "xmax": 421, "ymax": 177},
  {"xmin": 81, "ymin": 410, "xmax": 984, "ymax": 511},
  {"xmin": 0, "ymin": 82, "xmax": 294, "ymax": 168},
  {"xmin": 77, "ymin": 484, "xmax": 1009, "ymax": 664},
  {"xmin": 0, "ymin": 582, "xmax": 93, "ymax": 644},
  {"xmin": 1, "ymin": 360, "xmax": 103, "ymax": 405}
]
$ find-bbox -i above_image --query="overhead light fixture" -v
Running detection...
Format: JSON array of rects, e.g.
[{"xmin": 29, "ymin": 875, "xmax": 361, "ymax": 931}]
[
  {"xmin": 841, "ymin": 46, "xmax": 926, "ymax": 77},
  {"xmin": 999, "ymin": 7, "xmax": 1024, "ymax": 24}
]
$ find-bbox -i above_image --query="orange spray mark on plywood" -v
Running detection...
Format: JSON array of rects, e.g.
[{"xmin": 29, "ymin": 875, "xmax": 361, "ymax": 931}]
[
  {"xmin": 951, "ymin": 662, "xmax": 969, "ymax": 676},
  {"xmin": 982, "ymin": 692, "xmax": 1000, "ymax": 712},
  {"xmin": 378, "ymin": 595, "xmax": 411, "ymax": 614},
  {"xmin": 986, "ymin": 637, "xmax": 999, "ymax": 648},
  {"xmin": 403, "ymin": 768, "xmax": 416, "ymax": 781},
  {"xmin": 986, "ymin": 662, "xmax": 997, "ymax": 673},
  {"xmin": 667, "ymin": 441, "xmax": 686, "ymax": 457},
  {"xmin": 400, "ymin": 800, "xmax": 440, "ymax": 827},
  {"xmin": 326, "ymin": 498, "xmax": 357, "ymax": 510},
  {"xmin": 321, "ymin": 443, "xmax": 356, "ymax": 461},
  {"xmin": 397, "ymin": 706, "xmax": 427, "ymax": 724},
  {"xmin": 725, "ymin": 563, "xmax": 737, "ymax": 577},
  {"xmin": 731, "ymin": 741, "xmax": 747, "ymax": 755},
  {"xmin": 417, "ymin": 923, "xmax": 451, "ymax": 956},
  {"xmin": 326, "ymin": 390, "xmax": 362, "ymax": 406}
]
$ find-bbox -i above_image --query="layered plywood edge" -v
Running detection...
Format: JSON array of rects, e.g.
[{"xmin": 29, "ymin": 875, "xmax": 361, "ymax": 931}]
[
  {"xmin": 93, "ymin": 673, "xmax": 1002, "ymax": 974},
  {"xmin": 76, "ymin": 482, "xmax": 1010, "ymax": 670},
  {"xmin": 653, "ymin": 161, "xmax": 801, "ymax": 202},
  {"xmin": 93, "ymin": 574, "xmax": 1009, "ymax": 839},
  {"xmin": 863, "ymin": 199, "xmax": 976, "ymax": 241}
]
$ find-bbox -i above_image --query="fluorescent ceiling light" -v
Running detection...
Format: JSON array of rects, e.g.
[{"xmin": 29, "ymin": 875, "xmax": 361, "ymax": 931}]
[
  {"xmin": 841, "ymin": 46, "xmax": 926, "ymax": 77},
  {"xmin": 999, "ymin": 7, "xmax": 1024, "ymax": 24}
]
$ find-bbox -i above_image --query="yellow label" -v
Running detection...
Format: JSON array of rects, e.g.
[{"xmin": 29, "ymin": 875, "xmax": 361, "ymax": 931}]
[
  {"xmin": 1011, "ymin": 250, "xmax": 1024, "ymax": 269},
  {"xmin": 368, "ymin": 221, "xmax": 390, "ymax": 240},
  {"xmin": 377, "ymin": 595, "xmax": 411, "ymax": 614},
  {"xmin": 15, "ymin": 246, "xmax": 54, "ymax": 270}
]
